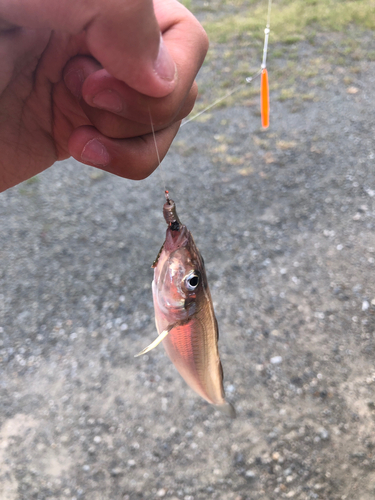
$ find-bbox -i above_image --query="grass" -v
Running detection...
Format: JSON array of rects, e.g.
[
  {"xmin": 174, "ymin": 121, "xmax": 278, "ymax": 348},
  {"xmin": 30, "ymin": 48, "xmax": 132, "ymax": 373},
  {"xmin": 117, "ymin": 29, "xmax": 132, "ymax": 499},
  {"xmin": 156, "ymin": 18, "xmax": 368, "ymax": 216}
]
[
  {"xmin": 18, "ymin": 176, "xmax": 39, "ymax": 196},
  {"xmin": 201, "ymin": 0, "xmax": 375, "ymax": 44},
  {"xmin": 25, "ymin": 176, "xmax": 39, "ymax": 185},
  {"xmin": 179, "ymin": 0, "xmax": 192, "ymax": 10},
  {"xmin": 182, "ymin": 0, "xmax": 375, "ymax": 119}
]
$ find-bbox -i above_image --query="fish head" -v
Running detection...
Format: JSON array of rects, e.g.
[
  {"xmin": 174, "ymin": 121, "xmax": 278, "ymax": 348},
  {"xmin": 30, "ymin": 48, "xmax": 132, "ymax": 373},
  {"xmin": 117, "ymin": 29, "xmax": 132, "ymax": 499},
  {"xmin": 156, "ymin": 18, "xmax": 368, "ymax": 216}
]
[{"xmin": 153, "ymin": 224, "xmax": 207, "ymax": 323}]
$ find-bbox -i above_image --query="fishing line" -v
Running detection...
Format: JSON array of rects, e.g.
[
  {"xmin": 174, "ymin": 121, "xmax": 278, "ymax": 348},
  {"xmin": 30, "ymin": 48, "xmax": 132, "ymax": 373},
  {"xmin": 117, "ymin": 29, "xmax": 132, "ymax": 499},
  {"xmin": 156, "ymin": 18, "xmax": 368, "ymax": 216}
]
[
  {"xmin": 150, "ymin": 0, "xmax": 272, "ymax": 193},
  {"xmin": 148, "ymin": 107, "xmax": 168, "ymax": 195},
  {"xmin": 262, "ymin": 0, "xmax": 272, "ymax": 69},
  {"xmin": 149, "ymin": 111, "xmax": 161, "ymax": 167},
  {"xmin": 181, "ymin": 69, "xmax": 262, "ymax": 127},
  {"xmin": 182, "ymin": 0, "xmax": 272, "ymax": 128}
]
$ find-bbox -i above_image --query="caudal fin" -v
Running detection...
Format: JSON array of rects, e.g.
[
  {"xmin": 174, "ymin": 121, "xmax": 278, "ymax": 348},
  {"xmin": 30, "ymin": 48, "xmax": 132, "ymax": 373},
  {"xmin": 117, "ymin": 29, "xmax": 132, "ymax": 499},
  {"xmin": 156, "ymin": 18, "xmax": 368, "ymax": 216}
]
[{"xmin": 215, "ymin": 401, "xmax": 236, "ymax": 419}]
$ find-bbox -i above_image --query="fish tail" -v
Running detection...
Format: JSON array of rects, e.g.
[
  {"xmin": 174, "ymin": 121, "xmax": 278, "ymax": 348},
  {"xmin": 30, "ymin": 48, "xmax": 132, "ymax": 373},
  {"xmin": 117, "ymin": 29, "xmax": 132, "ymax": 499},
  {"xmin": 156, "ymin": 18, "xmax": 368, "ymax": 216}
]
[{"xmin": 214, "ymin": 401, "xmax": 236, "ymax": 419}]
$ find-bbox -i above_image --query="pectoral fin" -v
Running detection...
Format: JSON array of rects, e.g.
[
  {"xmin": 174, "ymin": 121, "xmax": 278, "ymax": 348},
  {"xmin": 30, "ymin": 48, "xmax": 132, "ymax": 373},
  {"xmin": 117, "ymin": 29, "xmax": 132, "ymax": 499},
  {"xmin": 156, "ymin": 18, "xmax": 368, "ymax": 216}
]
[{"xmin": 134, "ymin": 327, "xmax": 172, "ymax": 357}]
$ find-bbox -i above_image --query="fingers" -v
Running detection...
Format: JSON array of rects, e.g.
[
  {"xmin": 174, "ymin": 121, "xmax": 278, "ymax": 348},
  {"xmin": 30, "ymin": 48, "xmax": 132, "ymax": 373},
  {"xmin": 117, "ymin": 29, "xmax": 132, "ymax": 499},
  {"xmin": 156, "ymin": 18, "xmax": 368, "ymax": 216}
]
[
  {"xmin": 86, "ymin": 0, "xmax": 177, "ymax": 97},
  {"xmin": 63, "ymin": 57, "xmax": 197, "ymax": 139},
  {"xmin": 81, "ymin": 69, "xmax": 199, "ymax": 129},
  {"xmin": 1, "ymin": 0, "xmax": 207, "ymax": 98},
  {"xmin": 63, "ymin": 55, "xmax": 102, "ymax": 99},
  {"xmin": 155, "ymin": 0, "xmax": 208, "ymax": 87},
  {"xmin": 81, "ymin": 0, "xmax": 208, "ymax": 111},
  {"xmin": 0, "ymin": 0, "xmax": 176, "ymax": 97},
  {"xmin": 78, "ymin": 83, "xmax": 197, "ymax": 139},
  {"xmin": 62, "ymin": 0, "xmax": 208, "ymax": 136},
  {"xmin": 65, "ymin": 63, "xmax": 198, "ymax": 129},
  {"xmin": 68, "ymin": 122, "xmax": 180, "ymax": 180}
]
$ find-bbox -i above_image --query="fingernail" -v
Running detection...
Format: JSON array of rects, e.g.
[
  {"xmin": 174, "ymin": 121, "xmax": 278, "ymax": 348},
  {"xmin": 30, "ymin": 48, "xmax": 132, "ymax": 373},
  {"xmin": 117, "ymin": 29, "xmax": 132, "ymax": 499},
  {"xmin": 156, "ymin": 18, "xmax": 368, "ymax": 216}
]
[
  {"xmin": 81, "ymin": 139, "xmax": 110, "ymax": 167},
  {"xmin": 154, "ymin": 35, "xmax": 176, "ymax": 82},
  {"xmin": 93, "ymin": 90, "xmax": 123, "ymax": 113},
  {"xmin": 64, "ymin": 69, "xmax": 84, "ymax": 98}
]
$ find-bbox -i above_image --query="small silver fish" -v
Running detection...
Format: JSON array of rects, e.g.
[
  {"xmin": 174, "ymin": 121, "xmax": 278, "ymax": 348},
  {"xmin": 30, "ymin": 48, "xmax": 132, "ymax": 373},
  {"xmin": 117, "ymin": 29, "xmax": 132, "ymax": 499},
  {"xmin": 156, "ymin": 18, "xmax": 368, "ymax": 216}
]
[{"xmin": 136, "ymin": 195, "xmax": 235, "ymax": 418}]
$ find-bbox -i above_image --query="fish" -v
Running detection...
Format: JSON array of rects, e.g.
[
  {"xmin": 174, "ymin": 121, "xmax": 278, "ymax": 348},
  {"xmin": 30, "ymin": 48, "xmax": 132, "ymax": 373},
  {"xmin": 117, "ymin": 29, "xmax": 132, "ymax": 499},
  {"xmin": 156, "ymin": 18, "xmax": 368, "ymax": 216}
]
[{"xmin": 136, "ymin": 194, "xmax": 235, "ymax": 418}]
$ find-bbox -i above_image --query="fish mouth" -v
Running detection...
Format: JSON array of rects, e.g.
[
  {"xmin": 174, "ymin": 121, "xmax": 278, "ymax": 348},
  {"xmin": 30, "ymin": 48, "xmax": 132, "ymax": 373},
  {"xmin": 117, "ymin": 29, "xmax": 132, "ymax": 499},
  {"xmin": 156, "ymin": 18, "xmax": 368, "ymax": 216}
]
[{"xmin": 164, "ymin": 224, "xmax": 190, "ymax": 253}]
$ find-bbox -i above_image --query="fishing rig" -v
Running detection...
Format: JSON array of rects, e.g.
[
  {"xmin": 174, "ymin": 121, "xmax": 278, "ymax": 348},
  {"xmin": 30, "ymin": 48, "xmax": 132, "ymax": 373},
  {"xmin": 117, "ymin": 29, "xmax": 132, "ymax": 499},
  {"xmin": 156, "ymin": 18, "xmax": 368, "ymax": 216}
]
[
  {"xmin": 140, "ymin": 0, "xmax": 274, "ymax": 415},
  {"xmin": 182, "ymin": 0, "xmax": 272, "ymax": 129},
  {"xmin": 148, "ymin": 0, "xmax": 273, "ymax": 206}
]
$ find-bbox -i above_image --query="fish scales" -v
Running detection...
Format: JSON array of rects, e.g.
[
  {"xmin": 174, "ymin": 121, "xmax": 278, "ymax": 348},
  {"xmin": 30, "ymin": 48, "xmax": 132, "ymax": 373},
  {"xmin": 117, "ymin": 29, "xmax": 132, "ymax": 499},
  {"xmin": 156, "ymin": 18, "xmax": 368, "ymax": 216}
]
[
  {"xmin": 137, "ymin": 197, "xmax": 235, "ymax": 418},
  {"xmin": 163, "ymin": 320, "xmax": 220, "ymax": 404}
]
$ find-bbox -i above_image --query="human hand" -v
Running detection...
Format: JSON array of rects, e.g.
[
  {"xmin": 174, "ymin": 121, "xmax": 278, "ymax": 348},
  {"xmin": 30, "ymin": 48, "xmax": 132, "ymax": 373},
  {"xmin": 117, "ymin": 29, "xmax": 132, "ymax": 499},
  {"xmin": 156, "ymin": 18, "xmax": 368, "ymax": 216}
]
[{"xmin": 0, "ymin": 0, "xmax": 208, "ymax": 191}]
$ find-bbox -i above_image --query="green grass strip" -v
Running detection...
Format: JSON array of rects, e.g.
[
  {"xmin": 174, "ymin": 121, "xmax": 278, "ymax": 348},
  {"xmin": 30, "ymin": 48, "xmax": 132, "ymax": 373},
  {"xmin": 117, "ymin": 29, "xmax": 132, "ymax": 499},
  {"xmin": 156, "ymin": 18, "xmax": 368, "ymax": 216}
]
[{"xmin": 202, "ymin": 0, "xmax": 375, "ymax": 44}]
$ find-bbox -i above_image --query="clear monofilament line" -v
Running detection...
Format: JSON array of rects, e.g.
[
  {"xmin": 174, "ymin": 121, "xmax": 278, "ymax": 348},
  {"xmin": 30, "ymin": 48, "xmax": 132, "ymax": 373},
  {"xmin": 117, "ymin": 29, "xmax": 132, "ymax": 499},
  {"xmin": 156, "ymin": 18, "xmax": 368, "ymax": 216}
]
[
  {"xmin": 148, "ymin": 107, "xmax": 168, "ymax": 195},
  {"xmin": 261, "ymin": 27, "xmax": 270, "ymax": 69},
  {"xmin": 261, "ymin": 0, "xmax": 272, "ymax": 69},
  {"xmin": 181, "ymin": 69, "xmax": 262, "ymax": 127},
  {"xmin": 266, "ymin": 0, "xmax": 272, "ymax": 30},
  {"xmin": 149, "ymin": 109, "xmax": 161, "ymax": 167}
]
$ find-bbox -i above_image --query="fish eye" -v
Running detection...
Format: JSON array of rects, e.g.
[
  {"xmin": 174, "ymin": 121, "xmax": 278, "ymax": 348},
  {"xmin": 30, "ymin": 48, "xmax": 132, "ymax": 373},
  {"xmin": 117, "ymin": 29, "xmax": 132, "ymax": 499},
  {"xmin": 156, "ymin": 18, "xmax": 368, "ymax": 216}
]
[{"xmin": 185, "ymin": 271, "xmax": 200, "ymax": 291}]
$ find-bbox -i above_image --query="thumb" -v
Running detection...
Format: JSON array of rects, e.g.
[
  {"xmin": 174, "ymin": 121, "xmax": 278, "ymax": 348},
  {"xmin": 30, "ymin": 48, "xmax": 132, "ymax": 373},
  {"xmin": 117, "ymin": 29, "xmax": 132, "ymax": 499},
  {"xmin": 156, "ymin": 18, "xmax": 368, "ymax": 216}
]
[
  {"xmin": 86, "ymin": 0, "xmax": 177, "ymax": 97},
  {"xmin": 0, "ymin": 0, "xmax": 176, "ymax": 98}
]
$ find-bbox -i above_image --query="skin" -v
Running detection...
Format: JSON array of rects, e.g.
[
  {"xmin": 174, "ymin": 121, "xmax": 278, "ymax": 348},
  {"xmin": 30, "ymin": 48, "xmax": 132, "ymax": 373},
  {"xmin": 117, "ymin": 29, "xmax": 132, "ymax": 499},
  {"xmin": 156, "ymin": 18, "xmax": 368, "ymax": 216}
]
[{"xmin": 0, "ymin": 0, "xmax": 209, "ymax": 192}]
